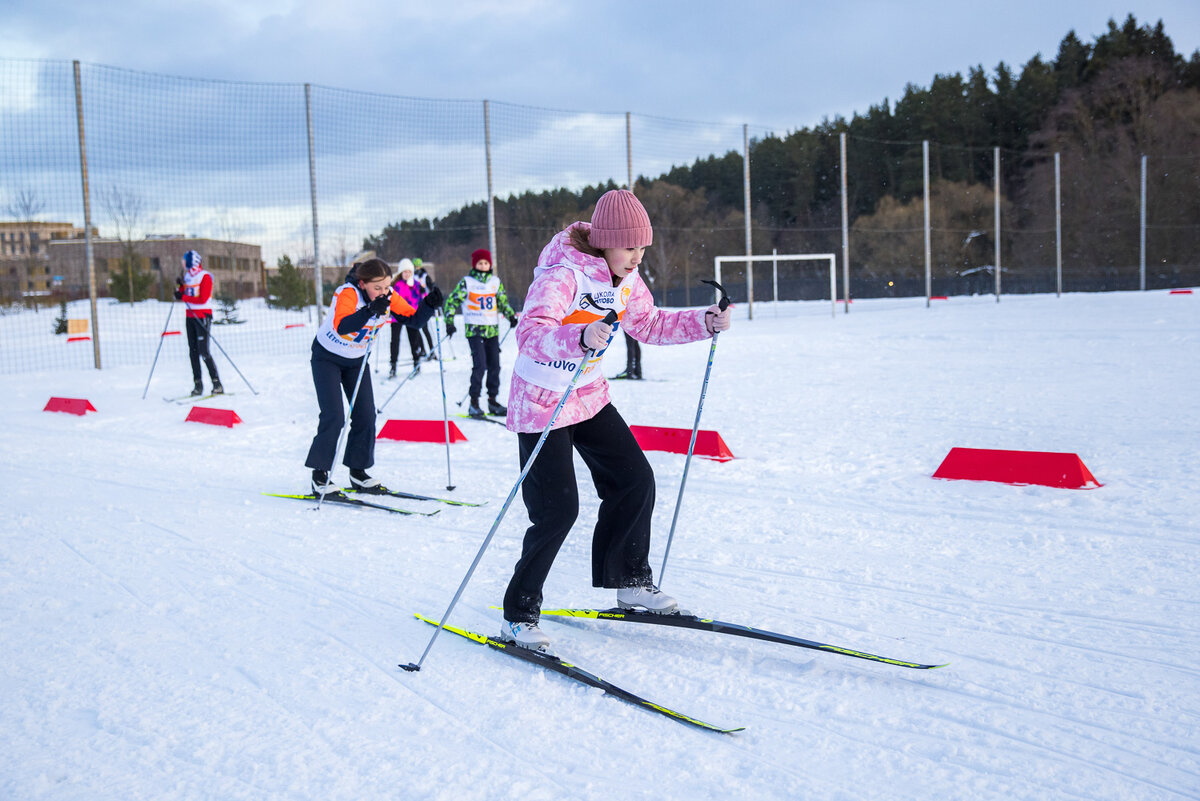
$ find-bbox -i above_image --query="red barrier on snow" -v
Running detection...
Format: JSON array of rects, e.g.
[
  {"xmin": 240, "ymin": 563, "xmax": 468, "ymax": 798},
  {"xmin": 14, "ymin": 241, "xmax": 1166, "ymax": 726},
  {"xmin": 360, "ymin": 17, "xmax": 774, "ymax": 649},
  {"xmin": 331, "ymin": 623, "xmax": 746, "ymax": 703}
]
[
  {"xmin": 930, "ymin": 295, "xmax": 949, "ymax": 301},
  {"xmin": 284, "ymin": 323, "xmax": 306, "ymax": 329},
  {"xmin": 67, "ymin": 335, "xmax": 91, "ymax": 342},
  {"xmin": 162, "ymin": 330, "xmax": 181, "ymax": 336},
  {"xmin": 185, "ymin": 406, "xmax": 242, "ymax": 427},
  {"xmin": 377, "ymin": 419, "xmax": 467, "ymax": 443},
  {"xmin": 43, "ymin": 397, "xmax": 97, "ymax": 416},
  {"xmin": 630, "ymin": 424, "xmax": 735, "ymax": 462},
  {"xmin": 1169, "ymin": 289, "xmax": 1193, "ymax": 295},
  {"xmin": 933, "ymin": 447, "xmax": 1100, "ymax": 489}
]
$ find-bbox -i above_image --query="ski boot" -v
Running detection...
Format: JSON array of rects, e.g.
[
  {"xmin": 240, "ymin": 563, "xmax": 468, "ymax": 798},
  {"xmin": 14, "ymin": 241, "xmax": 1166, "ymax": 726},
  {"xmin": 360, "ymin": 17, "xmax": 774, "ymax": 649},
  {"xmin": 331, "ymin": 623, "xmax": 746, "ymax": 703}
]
[
  {"xmin": 349, "ymin": 468, "xmax": 387, "ymax": 494},
  {"xmin": 500, "ymin": 620, "xmax": 551, "ymax": 652},
  {"xmin": 487, "ymin": 397, "xmax": 507, "ymax": 416},
  {"xmin": 189, "ymin": 381, "xmax": 204, "ymax": 397},
  {"xmin": 210, "ymin": 380, "xmax": 224, "ymax": 395},
  {"xmin": 467, "ymin": 397, "xmax": 486, "ymax": 418},
  {"xmin": 311, "ymin": 469, "xmax": 341, "ymax": 498},
  {"xmin": 616, "ymin": 585, "xmax": 678, "ymax": 614}
]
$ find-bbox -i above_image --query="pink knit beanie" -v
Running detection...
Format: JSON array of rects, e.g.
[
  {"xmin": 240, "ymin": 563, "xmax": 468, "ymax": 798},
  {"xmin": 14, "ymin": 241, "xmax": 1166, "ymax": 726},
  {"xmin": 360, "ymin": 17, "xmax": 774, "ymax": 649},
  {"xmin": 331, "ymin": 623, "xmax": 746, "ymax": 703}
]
[{"xmin": 589, "ymin": 189, "xmax": 653, "ymax": 248}]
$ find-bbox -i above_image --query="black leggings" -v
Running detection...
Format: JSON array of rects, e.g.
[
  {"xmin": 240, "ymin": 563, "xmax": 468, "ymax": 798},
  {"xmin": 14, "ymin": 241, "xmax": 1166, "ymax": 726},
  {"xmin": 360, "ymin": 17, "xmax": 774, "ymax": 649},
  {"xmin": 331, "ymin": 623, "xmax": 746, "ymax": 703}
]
[
  {"xmin": 390, "ymin": 322, "xmax": 425, "ymax": 365},
  {"xmin": 185, "ymin": 315, "xmax": 220, "ymax": 383},
  {"xmin": 503, "ymin": 404, "xmax": 655, "ymax": 623}
]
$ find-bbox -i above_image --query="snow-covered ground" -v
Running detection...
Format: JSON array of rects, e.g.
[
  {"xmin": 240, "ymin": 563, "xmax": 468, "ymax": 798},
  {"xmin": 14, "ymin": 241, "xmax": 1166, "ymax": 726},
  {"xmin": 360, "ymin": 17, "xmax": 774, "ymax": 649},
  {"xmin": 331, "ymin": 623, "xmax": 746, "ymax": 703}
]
[{"xmin": 2, "ymin": 289, "xmax": 1198, "ymax": 800}]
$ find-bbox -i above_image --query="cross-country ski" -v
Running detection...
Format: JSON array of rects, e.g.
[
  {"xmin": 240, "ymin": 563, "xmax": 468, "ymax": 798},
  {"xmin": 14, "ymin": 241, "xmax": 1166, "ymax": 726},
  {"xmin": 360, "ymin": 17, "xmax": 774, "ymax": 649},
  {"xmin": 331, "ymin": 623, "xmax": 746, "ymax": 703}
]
[{"xmin": 410, "ymin": 614, "xmax": 744, "ymax": 734}]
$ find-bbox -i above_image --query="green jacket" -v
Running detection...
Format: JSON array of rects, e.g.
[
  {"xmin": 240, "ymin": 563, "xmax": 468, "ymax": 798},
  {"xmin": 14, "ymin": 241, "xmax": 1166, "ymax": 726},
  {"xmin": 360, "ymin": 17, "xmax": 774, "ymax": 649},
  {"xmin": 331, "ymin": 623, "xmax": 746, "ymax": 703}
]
[{"xmin": 443, "ymin": 269, "xmax": 518, "ymax": 339}]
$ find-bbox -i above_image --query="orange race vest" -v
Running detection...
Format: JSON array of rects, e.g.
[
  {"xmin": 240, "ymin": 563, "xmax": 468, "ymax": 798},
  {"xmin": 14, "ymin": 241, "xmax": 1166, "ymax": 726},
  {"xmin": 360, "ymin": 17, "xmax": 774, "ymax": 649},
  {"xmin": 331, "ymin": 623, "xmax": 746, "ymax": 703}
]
[{"xmin": 512, "ymin": 267, "xmax": 633, "ymax": 392}]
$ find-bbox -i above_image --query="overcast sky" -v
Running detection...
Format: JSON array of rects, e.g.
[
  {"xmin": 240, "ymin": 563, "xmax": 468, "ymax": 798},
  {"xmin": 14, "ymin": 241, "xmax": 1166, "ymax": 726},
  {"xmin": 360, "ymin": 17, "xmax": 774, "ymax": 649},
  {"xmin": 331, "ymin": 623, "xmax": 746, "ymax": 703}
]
[{"xmin": 4, "ymin": 1, "xmax": 1199, "ymax": 131}]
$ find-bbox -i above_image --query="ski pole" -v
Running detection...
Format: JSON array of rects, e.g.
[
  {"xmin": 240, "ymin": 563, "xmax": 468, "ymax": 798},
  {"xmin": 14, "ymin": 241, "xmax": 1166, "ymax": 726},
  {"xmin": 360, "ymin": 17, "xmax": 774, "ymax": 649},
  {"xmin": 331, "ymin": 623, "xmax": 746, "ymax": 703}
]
[
  {"xmin": 402, "ymin": 309, "xmax": 618, "ymax": 673},
  {"xmin": 432, "ymin": 315, "xmax": 454, "ymax": 491},
  {"xmin": 207, "ymin": 329, "xmax": 259, "ymax": 396},
  {"xmin": 317, "ymin": 327, "xmax": 378, "ymax": 511},
  {"xmin": 141, "ymin": 300, "xmax": 177, "ymax": 399},
  {"xmin": 455, "ymin": 322, "xmax": 515, "ymax": 407},
  {"xmin": 376, "ymin": 362, "xmax": 420, "ymax": 414},
  {"xmin": 442, "ymin": 310, "xmax": 457, "ymax": 360},
  {"xmin": 659, "ymin": 280, "xmax": 730, "ymax": 588}
]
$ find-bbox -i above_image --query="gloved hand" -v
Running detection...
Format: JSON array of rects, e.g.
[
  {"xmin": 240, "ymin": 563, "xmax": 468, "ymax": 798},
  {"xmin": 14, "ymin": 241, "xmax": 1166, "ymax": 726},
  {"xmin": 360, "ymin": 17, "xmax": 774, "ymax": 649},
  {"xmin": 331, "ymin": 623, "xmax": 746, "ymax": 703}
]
[
  {"xmin": 507, "ymin": 314, "xmax": 519, "ymax": 327},
  {"xmin": 423, "ymin": 285, "xmax": 444, "ymax": 309},
  {"xmin": 368, "ymin": 291, "xmax": 392, "ymax": 316},
  {"xmin": 705, "ymin": 303, "xmax": 732, "ymax": 334},
  {"xmin": 581, "ymin": 319, "xmax": 613, "ymax": 351},
  {"xmin": 445, "ymin": 321, "xmax": 456, "ymax": 338},
  {"xmin": 173, "ymin": 287, "xmax": 183, "ymax": 300}
]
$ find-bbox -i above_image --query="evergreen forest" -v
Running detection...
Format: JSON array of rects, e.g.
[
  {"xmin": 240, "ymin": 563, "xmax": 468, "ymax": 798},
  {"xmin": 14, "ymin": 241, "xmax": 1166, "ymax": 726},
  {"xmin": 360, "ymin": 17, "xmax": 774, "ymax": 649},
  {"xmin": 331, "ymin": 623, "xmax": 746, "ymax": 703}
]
[{"xmin": 364, "ymin": 16, "xmax": 1200, "ymax": 304}]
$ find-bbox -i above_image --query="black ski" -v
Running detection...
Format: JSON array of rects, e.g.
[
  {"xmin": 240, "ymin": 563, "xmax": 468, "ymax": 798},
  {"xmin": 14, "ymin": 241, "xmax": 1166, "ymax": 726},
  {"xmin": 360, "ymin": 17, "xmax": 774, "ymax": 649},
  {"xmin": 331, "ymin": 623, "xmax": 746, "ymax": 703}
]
[
  {"xmin": 347, "ymin": 487, "xmax": 484, "ymax": 507},
  {"xmin": 164, "ymin": 392, "xmax": 232, "ymax": 404},
  {"xmin": 410, "ymin": 614, "xmax": 743, "ymax": 734},
  {"xmin": 455, "ymin": 413, "xmax": 508, "ymax": 427},
  {"xmin": 262, "ymin": 491, "xmax": 439, "ymax": 516},
  {"xmin": 539, "ymin": 608, "xmax": 947, "ymax": 670}
]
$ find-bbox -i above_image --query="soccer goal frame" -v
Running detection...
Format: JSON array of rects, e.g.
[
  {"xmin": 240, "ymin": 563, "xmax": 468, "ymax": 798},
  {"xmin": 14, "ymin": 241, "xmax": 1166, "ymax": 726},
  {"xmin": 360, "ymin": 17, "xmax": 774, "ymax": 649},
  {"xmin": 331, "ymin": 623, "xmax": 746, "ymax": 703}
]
[{"xmin": 714, "ymin": 253, "xmax": 838, "ymax": 319}]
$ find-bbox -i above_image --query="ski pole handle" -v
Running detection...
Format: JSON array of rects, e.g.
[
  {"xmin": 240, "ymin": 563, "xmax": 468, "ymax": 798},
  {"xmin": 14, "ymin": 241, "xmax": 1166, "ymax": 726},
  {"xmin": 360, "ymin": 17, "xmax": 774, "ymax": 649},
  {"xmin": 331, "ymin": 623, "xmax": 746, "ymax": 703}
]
[{"xmin": 702, "ymin": 279, "xmax": 730, "ymax": 311}]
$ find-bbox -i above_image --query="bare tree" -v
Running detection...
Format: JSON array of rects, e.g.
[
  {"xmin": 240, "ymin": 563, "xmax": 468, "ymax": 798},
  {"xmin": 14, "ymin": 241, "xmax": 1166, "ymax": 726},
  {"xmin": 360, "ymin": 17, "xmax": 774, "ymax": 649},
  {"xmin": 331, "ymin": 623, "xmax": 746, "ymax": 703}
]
[
  {"xmin": 6, "ymin": 187, "xmax": 46, "ymax": 308},
  {"xmin": 639, "ymin": 181, "xmax": 709, "ymax": 305},
  {"xmin": 100, "ymin": 186, "xmax": 154, "ymax": 303},
  {"xmin": 215, "ymin": 208, "xmax": 246, "ymax": 299}
]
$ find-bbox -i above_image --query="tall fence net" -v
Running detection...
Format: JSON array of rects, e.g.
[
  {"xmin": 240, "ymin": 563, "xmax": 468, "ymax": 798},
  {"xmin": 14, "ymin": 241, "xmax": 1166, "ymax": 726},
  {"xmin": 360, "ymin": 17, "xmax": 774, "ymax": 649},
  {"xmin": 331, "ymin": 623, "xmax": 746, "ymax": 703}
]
[{"xmin": 1, "ymin": 58, "xmax": 1197, "ymax": 375}]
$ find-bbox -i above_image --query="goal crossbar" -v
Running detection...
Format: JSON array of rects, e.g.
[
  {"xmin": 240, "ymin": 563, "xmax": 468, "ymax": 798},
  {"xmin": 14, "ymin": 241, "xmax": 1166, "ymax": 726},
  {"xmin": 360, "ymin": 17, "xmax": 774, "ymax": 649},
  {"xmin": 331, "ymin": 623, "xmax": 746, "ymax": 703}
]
[{"xmin": 714, "ymin": 253, "xmax": 838, "ymax": 319}]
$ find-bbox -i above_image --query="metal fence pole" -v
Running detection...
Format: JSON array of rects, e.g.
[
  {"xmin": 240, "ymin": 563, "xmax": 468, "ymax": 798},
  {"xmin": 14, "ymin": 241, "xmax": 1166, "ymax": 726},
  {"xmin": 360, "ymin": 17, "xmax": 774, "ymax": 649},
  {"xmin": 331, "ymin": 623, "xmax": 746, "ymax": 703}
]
[
  {"xmin": 484, "ymin": 100, "xmax": 497, "ymax": 270},
  {"xmin": 743, "ymin": 123, "xmax": 753, "ymax": 320},
  {"xmin": 1055, "ymin": 152, "xmax": 1062, "ymax": 297},
  {"xmin": 994, "ymin": 146, "xmax": 1001, "ymax": 302},
  {"xmin": 1140, "ymin": 154, "xmax": 1147, "ymax": 291},
  {"xmin": 626, "ymin": 111, "xmax": 633, "ymax": 190},
  {"xmin": 73, "ymin": 61, "xmax": 101, "ymax": 370},
  {"xmin": 923, "ymin": 140, "xmax": 931, "ymax": 307},
  {"xmin": 771, "ymin": 247, "xmax": 778, "ymax": 309},
  {"xmin": 840, "ymin": 131, "xmax": 850, "ymax": 313},
  {"xmin": 305, "ymin": 84, "xmax": 323, "ymax": 321}
]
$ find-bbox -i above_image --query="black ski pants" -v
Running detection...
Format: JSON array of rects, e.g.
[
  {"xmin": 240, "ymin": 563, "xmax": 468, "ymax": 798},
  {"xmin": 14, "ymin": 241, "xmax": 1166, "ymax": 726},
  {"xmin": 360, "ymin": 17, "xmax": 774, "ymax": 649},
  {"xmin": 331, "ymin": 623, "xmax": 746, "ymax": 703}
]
[
  {"xmin": 305, "ymin": 341, "xmax": 377, "ymax": 472},
  {"xmin": 390, "ymin": 321, "xmax": 425, "ymax": 366},
  {"xmin": 503, "ymin": 403, "xmax": 655, "ymax": 623},
  {"xmin": 624, "ymin": 332, "xmax": 642, "ymax": 378},
  {"xmin": 467, "ymin": 334, "xmax": 501, "ymax": 400},
  {"xmin": 185, "ymin": 315, "xmax": 220, "ymax": 384}
]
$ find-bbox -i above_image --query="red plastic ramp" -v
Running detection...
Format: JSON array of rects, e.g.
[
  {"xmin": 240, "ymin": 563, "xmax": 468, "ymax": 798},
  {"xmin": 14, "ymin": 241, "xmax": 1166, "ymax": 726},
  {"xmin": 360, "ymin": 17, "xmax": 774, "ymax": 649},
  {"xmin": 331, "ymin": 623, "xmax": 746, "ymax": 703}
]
[
  {"xmin": 185, "ymin": 407, "xmax": 242, "ymax": 427},
  {"xmin": 933, "ymin": 447, "xmax": 1100, "ymax": 489},
  {"xmin": 630, "ymin": 425, "xmax": 735, "ymax": 462},
  {"xmin": 44, "ymin": 397, "xmax": 97, "ymax": 416},
  {"xmin": 378, "ymin": 419, "xmax": 467, "ymax": 443}
]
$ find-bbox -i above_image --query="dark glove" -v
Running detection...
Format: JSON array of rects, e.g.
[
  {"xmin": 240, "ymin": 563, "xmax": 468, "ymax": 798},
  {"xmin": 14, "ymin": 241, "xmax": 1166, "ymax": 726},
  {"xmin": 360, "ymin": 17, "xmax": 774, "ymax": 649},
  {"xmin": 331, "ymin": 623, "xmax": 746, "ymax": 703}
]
[
  {"xmin": 423, "ymin": 285, "xmax": 444, "ymax": 309},
  {"xmin": 507, "ymin": 314, "xmax": 519, "ymax": 327},
  {"xmin": 368, "ymin": 291, "xmax": 392, "ymax": 316},
  {"xmin": 445, "ymin": 321, "xmax": 456, "ymax": 338},
  {"xmin": 173, "ymin": 288, "xmax": 183, "ymax": 300}
]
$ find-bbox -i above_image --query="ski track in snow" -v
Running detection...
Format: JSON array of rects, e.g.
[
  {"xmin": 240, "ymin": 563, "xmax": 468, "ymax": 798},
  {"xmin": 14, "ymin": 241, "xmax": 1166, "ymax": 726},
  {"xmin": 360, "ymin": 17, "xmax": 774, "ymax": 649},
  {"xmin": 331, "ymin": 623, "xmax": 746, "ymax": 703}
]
[{"xmin": 2, "ymin": 290, "xmax": 1198, "ymax": 800}]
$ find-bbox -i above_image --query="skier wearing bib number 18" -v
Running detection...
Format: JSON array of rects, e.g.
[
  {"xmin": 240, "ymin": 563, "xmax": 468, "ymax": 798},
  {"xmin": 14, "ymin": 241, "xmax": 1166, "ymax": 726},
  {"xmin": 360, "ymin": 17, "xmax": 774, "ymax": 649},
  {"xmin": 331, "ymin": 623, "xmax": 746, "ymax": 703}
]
[
  {"xmin": 499, "ymin": 188, "xmax": 733, "ymax": 651},
  {"xmin": 443, "ymin": 248, "xmax": 519, "ymax": 418}
]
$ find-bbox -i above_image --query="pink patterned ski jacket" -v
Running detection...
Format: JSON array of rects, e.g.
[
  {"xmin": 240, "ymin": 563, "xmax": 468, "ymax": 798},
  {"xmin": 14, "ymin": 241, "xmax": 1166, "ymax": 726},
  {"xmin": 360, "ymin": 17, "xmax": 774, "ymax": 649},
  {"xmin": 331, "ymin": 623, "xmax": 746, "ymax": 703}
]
[{"xmin": 506, "ymin": 222, "xmax": 712, "ymax": 433}]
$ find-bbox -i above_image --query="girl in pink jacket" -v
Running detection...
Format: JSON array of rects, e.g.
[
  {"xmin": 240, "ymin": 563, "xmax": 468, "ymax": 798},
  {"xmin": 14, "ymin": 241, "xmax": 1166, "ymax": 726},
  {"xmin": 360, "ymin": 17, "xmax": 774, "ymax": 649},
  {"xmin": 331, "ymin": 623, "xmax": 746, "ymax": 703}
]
[{"xmin": 500, "ymin": 189, "xmax": 732, "ymax": 650}]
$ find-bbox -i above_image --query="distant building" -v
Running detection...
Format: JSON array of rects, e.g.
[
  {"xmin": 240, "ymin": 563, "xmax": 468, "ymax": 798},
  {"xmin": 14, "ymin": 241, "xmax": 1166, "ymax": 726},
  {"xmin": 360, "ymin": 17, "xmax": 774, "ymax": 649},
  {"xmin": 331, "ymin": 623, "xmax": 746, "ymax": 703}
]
[
  {"xmin": 48, "ymin": 236, "xmax": 265, "ymax": 299},
  {"xmin": 0, "ymin": 221, "xmax": 91, "ymax": 301}
]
